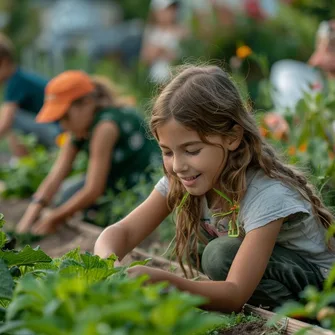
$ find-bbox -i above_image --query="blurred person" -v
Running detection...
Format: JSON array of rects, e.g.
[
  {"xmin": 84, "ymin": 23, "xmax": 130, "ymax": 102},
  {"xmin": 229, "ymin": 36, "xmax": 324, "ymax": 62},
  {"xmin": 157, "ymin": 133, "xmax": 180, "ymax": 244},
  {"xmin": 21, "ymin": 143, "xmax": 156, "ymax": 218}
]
[
  {"xmin": 140, "ymin": 0, "xmax": 188, "ymax": 83},
  {"xmin": 16, "ymin": 70, "xmax": 159, "ymax": 235},
  {"xmin": 0, "ymin": 33, "xmax": 60, "ymax": 161},
  {"xmin": 309, "ymin": 20, "xmax": 335, "ymax": 79},
  {"xmin": 268, "ymin": 20, "xmax": 335, "ymax": 138}
]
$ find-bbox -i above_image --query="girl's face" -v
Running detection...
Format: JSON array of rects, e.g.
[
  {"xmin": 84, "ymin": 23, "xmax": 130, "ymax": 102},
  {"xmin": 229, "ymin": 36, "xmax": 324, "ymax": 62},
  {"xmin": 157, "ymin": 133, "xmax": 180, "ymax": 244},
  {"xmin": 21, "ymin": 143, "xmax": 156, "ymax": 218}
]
[
  {"xmin": 157, "ymin": 118, "xmax": 228, "ymax": 196},
  {"xmin": 60, "ymin": 97, "xmax": 96, "ymax": 138}
]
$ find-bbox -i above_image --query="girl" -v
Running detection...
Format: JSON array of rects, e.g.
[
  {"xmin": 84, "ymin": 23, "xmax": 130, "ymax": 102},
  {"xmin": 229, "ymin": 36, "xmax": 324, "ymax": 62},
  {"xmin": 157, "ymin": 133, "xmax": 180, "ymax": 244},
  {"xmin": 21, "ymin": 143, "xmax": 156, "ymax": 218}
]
[
  {"xmin": 94, "ymin": 65, "xmax": 335, "ymax": 312},
  {"xmin": 16, "ymin": 70, "xmax": 158, "ymax": 235}
]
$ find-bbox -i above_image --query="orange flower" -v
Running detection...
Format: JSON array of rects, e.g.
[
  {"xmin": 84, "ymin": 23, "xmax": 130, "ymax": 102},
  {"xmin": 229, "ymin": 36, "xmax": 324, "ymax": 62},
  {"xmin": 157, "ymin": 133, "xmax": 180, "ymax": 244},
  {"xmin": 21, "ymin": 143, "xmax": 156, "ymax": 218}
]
[
  {"xmin": 259, "ymin": 126, "xmax": 269, "ymax": 137},
  {"xmin": 298, "ymin": 142, "xmax": 307, "ymax": 152},
  {"xmin": 236, "ymin": 45, "xmax": 252, "ymax": 59},
  {"xmin": 288, "ymin": 146, "xmax": 296, "ymax": 156},
  {"xmin": 329, "ymin": 151, "xmax": 335, "ymax": 160}
]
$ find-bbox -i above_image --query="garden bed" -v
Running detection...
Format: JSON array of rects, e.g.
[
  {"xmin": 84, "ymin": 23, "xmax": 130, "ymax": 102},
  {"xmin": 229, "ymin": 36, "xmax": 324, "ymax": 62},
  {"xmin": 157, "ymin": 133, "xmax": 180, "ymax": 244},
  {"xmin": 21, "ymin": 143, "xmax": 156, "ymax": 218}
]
[{"xmin": 0, "ymin": 197, "xmax": 333, "ymax": 335}]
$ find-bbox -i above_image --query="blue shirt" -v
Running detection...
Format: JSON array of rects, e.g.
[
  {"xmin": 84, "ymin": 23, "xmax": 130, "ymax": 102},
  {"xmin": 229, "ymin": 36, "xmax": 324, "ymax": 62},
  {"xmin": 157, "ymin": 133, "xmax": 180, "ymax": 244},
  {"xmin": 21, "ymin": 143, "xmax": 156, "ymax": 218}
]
[{"xmin": 4, "ymin": 68, "xmax": 48, "ymax": 115}]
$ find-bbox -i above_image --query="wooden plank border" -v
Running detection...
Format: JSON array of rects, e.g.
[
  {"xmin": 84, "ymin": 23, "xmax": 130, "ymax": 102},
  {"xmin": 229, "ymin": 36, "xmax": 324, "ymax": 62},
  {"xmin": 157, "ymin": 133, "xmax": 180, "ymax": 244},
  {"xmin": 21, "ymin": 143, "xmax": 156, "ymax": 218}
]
[{"xmin": 243, "ymin": 304, "xmax": 334, "ymax": 335}]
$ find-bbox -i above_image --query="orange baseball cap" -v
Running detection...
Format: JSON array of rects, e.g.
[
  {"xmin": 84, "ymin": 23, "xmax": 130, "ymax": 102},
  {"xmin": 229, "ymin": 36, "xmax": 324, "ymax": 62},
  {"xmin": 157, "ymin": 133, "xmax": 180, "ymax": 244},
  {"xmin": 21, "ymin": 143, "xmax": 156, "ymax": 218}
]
[{"xmin": 36, "ymin": 70, "xmax": 95, "ymax": 123}]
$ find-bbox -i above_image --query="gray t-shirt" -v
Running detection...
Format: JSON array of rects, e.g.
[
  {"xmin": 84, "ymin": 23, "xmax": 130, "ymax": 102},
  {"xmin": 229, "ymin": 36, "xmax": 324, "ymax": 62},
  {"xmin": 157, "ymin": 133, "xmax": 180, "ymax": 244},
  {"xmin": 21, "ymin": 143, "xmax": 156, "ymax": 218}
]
[{"xmin": 155, "ymin": 169, "xmax": 335, "ymax": 278}]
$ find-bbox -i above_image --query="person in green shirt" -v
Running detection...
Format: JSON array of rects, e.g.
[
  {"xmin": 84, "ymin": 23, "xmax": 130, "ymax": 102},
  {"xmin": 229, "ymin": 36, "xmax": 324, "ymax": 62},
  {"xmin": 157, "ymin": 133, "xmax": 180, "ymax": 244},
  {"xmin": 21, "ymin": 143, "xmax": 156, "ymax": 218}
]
[
  {"xmin": 0, "ymin": 33, "xmax": 60, "ymax": 159},
  {"xmin": 16, "ymin": 70, "xmax": 159, "ymax": 235}
]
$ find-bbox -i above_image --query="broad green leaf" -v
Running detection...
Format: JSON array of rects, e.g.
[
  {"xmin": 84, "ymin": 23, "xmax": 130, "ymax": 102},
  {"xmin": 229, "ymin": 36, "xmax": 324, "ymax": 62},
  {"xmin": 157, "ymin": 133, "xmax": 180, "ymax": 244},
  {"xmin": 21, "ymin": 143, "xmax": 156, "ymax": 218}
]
[
  {"xmin": 0, "ymin": 299, "xmax": 10, "ymax": 308},
  {"xmin": 0, "ymin": 246, "xmax": 51, "ymax": 267},
  {"xmin": 0, "ymin": 320, "xmax": 25, "ymax": 334},
  {"xmin": 23, "ymin": 318, "xmax": 66, "ymax": 335},
  {"xmin": 58, "ymin": 247, "xmax": 82, "ymax": 263},
  {"xmin": 0, "ymin": 259, "xmax": 14, "ymax": 300},
  {"xmin": 151, "ymin": 298, "xmax": 183, "ymax": 327},
  {"xmin": 6, "ymin": 295, "xmax": 43, "ymax": 321},
  {"xmin": 20, "ymin": 262, "xmax": 58, "ymax": 276},
  {"xmin": 59, "ymin": 265, "xmax": 116, "ymax": 284},
  {"xmin": 80, "ymin": 253, "xmax": 111, "ymax": 269},
  {"xmin": 128, "ymin": 258, "xmax": 152, "ymax": 268}
]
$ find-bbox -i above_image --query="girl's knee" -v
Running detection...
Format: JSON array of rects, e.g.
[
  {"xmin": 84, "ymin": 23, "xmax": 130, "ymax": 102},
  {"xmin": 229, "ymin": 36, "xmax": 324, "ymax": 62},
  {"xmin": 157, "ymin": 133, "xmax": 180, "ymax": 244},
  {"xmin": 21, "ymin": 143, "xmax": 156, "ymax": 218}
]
[{"xmin": 201, "ymin": 236, "xmax": 241, "ymax": 280}]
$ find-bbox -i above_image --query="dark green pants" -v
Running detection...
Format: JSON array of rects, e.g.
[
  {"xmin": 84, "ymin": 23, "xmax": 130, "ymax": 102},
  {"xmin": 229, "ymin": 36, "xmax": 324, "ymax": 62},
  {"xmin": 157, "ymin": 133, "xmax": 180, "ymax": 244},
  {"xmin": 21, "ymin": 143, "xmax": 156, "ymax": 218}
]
[{"xmin": 200, "ymin": 235, "xmax": 324, "ymax": 309}]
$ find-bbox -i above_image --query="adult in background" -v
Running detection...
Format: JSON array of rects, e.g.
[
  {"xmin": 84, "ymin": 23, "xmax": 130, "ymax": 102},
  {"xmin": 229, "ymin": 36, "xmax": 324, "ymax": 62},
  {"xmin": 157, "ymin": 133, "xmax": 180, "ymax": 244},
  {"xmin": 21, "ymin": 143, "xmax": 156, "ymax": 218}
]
[{"xmin": 16, "ymin": 70, "xmax": 159, "ymax": 235}]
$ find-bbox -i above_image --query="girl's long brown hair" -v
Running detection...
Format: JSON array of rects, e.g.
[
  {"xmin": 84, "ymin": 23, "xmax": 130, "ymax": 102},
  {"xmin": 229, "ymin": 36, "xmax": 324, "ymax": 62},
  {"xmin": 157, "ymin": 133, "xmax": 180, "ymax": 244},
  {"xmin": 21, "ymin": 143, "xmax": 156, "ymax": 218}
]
[{"xmin": 150, "ymin": 65, "xmax": 334, "ymax": 277}]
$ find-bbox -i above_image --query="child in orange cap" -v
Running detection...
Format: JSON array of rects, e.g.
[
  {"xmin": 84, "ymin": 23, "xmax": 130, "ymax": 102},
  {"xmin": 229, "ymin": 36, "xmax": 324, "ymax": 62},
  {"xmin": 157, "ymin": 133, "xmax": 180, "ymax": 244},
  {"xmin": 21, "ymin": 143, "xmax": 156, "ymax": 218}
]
[{"xmin": 16, "ymin": 70, "xmax": 159, "ymax": 235}]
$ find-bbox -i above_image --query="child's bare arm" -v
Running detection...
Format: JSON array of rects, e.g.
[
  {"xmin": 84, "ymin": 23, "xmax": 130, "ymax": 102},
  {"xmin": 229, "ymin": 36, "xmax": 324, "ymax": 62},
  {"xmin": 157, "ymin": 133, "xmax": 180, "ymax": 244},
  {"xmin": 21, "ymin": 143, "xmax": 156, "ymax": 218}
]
[
  {"xmin": 128, "ymin": 218, "xmax": 283, "ymax": 313},
  {"xmin": 33, "ymin": 139, "xmax": 78, "ymax": 202},
  {"xmin": 94, "ymin": 189, "xmax": 171, "ymax": 260},
  {"xmin": 0, "ymin": 102, "xmax": 17, "ymax": 137},
  {"xmin": 16, "ymin": 140, "xmax": 78, "ymax": 233}
]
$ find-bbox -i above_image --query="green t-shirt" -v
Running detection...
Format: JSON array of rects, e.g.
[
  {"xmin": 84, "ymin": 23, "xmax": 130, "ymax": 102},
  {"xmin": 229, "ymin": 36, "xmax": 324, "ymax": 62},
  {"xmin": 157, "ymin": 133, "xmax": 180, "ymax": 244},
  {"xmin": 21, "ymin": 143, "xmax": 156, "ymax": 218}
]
[
  {"xmin": 4, "ymin": 67, "xmax": 48, "ymax": 114},
  {"xmin": 72, "ymin": 106, "xmax": 160, "ymax": 191}
]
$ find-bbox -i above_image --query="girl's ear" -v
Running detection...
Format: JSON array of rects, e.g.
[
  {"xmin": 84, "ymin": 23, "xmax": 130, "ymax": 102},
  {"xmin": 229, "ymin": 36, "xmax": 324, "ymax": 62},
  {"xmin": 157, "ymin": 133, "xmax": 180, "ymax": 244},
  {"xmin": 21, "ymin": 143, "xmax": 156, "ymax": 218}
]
[{"xmin": 226, "ymin": 125, "xmax": 244, "ymax": 151}]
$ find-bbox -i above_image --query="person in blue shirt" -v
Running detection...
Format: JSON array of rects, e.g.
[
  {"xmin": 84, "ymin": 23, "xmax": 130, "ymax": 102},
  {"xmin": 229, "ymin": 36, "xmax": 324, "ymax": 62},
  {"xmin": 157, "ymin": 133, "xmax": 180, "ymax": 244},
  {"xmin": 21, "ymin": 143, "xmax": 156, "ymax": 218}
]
[{"xmin": 0, "ymin": 33, "xmax": 60, "ymax": 159}]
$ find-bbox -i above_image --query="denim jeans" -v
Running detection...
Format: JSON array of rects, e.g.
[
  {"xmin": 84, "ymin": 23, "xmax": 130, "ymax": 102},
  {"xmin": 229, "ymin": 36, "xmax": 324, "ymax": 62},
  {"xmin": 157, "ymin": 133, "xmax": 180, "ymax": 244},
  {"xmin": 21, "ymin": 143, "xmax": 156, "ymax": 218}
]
[
  {"xmin": 13, "ymin": 109, "xmax": 61, "ymax": 148},
  {"xmin": 199, "ymin": 235, "xmax": 324, "ymax": 309}
]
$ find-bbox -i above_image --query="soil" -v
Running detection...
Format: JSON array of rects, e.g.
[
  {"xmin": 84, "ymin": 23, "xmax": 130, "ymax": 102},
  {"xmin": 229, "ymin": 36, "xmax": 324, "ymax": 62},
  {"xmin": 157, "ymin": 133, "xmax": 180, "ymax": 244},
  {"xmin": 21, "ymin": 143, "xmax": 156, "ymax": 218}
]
[
  {"xmin": 0, "ymin": 197, "xmax": 178, "ymax": 271},
  {"xmin": 218, "ymin": 320, "xmax": 271, "ymax": 335}
]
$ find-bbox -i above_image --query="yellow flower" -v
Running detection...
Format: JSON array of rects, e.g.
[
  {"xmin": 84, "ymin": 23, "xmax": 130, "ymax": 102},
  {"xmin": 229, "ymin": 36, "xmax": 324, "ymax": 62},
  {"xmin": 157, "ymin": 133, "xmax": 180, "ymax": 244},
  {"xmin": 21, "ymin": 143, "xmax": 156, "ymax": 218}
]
[
  {"xmin": 236, "ymin": 45, "xmax": 252, "ymax": 59},
  {"xmin": 55, "ymin": 132, "xmax": 70, "ymax": 148}
]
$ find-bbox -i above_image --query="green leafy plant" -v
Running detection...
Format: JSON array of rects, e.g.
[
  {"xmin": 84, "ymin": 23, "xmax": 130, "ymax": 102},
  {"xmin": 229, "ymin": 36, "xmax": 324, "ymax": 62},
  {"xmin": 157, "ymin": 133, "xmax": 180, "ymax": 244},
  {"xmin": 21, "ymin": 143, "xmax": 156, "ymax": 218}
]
[
  {"xmin": 0, "ymin": 214, "xmax": 224, "ymax": 335},
  {"xmin": 273, "ymin": 262, "xmax": 335, "ymax": 333},
  {"xmin": 0, "ymin": 135, "xmax": 88, "ymax": 199}
]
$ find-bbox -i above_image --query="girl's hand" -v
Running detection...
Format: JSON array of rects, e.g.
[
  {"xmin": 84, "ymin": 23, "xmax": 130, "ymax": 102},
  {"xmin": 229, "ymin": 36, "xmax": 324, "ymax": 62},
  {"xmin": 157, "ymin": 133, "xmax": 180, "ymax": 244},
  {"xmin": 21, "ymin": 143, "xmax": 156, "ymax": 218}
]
[
  {"xmin": 31, "ymin": 211, "xmax": 63, "ymax": 235},
  {"xmin": 127, "ymin": 265, "xmax": 171, "ymax": 284},
  {"xmin": 16, "ymin": 204, "xmax": 43, "ymax": 234}
]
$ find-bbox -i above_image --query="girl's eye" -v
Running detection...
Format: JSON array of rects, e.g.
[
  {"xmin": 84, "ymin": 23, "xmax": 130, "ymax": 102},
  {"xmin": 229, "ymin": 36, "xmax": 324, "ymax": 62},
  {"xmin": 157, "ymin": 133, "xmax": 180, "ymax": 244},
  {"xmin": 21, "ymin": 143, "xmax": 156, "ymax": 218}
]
[
  {"xmin": 186, "ymin": 149, "xmax": 201, "ymax": 156},
  {"xmin": 162, "ymin": 151, "xmax": 173, "ymax": 157}
]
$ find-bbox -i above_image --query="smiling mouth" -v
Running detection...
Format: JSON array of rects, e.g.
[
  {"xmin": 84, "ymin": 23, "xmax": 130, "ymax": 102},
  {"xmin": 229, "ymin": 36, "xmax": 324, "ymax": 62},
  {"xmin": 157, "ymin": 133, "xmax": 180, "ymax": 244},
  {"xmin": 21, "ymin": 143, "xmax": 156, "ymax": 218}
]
[{"xmin": 181, "ymin": 174, "xmax": 201, "ymax": 181}]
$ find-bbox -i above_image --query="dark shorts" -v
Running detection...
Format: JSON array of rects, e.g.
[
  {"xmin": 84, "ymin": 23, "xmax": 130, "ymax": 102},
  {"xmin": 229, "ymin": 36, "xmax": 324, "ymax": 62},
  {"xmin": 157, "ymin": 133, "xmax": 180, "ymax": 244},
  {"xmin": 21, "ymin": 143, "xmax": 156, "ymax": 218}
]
[{"xmin": 197, "ymin": 233, "xmax": 325, "ymax": 309}]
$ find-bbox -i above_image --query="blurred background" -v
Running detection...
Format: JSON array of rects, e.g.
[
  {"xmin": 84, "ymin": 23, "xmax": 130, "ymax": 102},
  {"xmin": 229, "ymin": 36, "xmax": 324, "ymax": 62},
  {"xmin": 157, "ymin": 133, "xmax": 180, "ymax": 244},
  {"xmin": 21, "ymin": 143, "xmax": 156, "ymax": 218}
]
[
  {"xmin": 1, "ymin": 0, "xmax": 333, "ymax": 104},
  {"xmin": 0, "ymin": 0, "xmax": 334, "ymax": 236}
]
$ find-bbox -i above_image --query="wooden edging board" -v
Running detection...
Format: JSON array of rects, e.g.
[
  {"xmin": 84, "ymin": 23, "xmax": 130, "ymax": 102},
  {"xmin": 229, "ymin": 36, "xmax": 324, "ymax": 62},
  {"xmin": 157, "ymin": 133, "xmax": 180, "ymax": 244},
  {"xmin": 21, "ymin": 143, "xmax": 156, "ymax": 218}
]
[{"xmin": 243, "ymin": 304, "xmax": 334, "ymax": 335}]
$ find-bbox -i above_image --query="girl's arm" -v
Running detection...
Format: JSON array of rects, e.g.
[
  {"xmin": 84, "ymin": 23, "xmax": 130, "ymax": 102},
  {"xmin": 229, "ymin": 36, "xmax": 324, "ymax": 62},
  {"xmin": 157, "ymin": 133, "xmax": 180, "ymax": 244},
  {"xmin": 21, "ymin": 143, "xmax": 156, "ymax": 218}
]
[
  {"xmin": 33, "ymin": 139, "xmax": 78, "ymax": 202},
  {"xmin": 128, "ymin": 218, "xmax": 283, "ymax": 313},
  {"xmin": 94, "ymin": 189, "xmax": 171, "ymax": 260},
  {"xmin": 46, "ymin": 121, "xmax": 119, "ymax": 223},
  {"xmin": 16, "ymin": 139, "xmax": 78, "ymax": 233}
]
